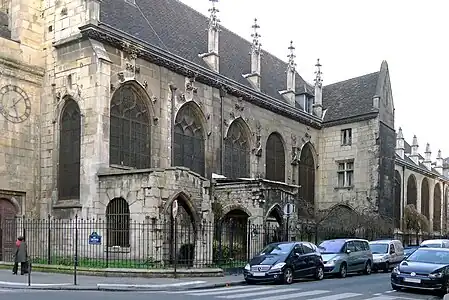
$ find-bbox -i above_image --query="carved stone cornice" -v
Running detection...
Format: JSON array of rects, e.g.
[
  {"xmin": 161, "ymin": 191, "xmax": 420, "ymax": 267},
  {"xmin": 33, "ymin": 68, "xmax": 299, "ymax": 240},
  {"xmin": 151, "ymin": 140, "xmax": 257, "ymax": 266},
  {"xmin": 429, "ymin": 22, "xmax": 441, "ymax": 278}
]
[{"xmin": 79, "ymin": 23, "xmax": 322, "ymax": 129}]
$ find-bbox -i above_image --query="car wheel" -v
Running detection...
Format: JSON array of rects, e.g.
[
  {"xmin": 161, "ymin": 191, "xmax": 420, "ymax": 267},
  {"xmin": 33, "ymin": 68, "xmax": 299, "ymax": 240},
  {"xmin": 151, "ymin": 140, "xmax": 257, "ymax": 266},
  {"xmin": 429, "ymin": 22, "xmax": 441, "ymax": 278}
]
[
  {"xmin": 315, "ymin": 265, "xmax": 324, "ymax": 280},
  {"xmin": 364, "ymin": 261, "xmax": 372, "ymax": 275},
  {"xmin": 391, "ymin": 283, "xmax": 400, "ymax": 291},
  {"xmin": 383, "ymin": 262, "xmax": 390, "ymax": 273},
  {"xmin": 338, "ymin": 263, "xmax": 347, "ymax": 278},
  {"xmin": 283, "ymin": 267, "xmax": 294, "ymax": 284}
]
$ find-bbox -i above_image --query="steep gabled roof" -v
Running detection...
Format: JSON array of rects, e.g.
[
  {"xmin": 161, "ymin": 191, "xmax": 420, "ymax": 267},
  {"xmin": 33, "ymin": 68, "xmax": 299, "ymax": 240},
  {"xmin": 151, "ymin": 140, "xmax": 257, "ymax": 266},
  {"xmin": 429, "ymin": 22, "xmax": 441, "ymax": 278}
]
[
  {"xmin": 322, "ymin": 72, "xmax": 379, "ymax": 122},
  {"xmin": 99, "ymin": 0, "xmax": 313, "ymax": 102}
]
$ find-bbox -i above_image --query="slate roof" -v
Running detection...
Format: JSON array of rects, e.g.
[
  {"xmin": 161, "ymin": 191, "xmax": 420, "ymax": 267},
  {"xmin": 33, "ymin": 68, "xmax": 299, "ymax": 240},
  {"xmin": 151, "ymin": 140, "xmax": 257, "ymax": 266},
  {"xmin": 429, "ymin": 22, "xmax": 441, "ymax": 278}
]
[
  {"xmin": 0, "ymin": 11, "xmax": 10, "ymax": 39},
  {"xmin": 322, "ymin": 72, "xmax": 379, "ymax": 123},
  {"xmin": 99, "ymin": 0, "xmax": 313, "ymax": 103},
  {"xmin": 397, "ymin": 141, "xmax": 443, "ymax": 177}
]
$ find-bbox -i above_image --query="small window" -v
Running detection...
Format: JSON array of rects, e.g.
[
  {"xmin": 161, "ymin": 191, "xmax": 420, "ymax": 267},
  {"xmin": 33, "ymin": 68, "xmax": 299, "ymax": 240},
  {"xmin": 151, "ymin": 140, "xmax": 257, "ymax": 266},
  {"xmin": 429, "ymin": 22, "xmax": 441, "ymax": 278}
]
[
  {"xmin": 302, "ymin": 243, "xmax": 315, "ymax": 254},
  {"xmin": 305, "ymin": 97, "xmax": 314, "ymax": 114},
  {"xmin": 390, "ymin": 244, "xmax": 396, "ymax": 253},
  {"xmin": 345, "ymin": 241, "xmax": 356, "ymax": 252},
  {"xmin": 363, "ymin": 242, "xmax": 370, "ymax": 251},
  {"xmin": 293, "ymin": 244, "xmax": 303, "ymax": 254},
  {"xmin": 354, "ymin": 241, "xmax": 363, "ymax": 251},
  {"xmin": 337, "ymin": 160, "xmax": 354, "ymax": 187},
  {"xmin": 341, "ymin": 129, "xmax": 352, "ymax": 146}
]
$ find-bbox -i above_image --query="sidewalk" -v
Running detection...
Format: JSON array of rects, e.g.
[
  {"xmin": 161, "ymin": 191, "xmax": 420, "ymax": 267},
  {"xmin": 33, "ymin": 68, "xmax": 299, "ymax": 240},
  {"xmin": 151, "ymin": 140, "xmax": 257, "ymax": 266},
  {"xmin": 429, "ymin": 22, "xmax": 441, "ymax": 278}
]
[{"xmin": 0, "ymin": 270, "xmax": 246, "ymax": 291}]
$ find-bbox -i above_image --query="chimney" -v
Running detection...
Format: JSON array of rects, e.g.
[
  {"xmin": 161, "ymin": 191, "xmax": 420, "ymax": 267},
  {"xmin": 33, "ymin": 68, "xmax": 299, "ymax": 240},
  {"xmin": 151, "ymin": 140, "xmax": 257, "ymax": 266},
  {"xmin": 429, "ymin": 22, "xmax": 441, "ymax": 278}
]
[
  {"xmin": 199, "ymin": 0, "xmax": 220, "ymax": 72},
  {"xmin": 313, "ymin": 58, "xmax": 323, "ymax": 118},
  {"xmin": 410, "ymin": 135, "xmax": 419, "ymax": 165},
  {"xmin": 396, "ymin": 127, "xmax": 405, "ymax": 159},
  {"xmin": 424, "ymin": 143, "xmax": 432, "ymax": 170},
  {"xmin": 86, "ymin": 0, "xmax": 101, "ymax": 24},
  {"xmin": 243, "ymin": 18, "xmax": 262, "ymax": 90},
  {"xmin": 279, "ymin": 41, "xmax": 296, "ymax": 105},
  {"xmin": 436, "ymin": 150, "xmax": 444, "ymax": 174}
]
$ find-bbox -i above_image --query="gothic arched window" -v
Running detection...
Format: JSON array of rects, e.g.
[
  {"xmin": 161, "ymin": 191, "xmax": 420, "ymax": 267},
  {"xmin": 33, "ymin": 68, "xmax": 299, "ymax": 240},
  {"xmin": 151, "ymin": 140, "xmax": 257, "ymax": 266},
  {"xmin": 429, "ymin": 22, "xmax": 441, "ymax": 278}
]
[
  {"xmin": 298, "ymin": 143, "xmax": 315, "ymax": 215},
  {"xmin": 58, "ymin": 99, "xmax": 81, "ymax": 200},
  {"xmin": 109, "ymin": 85, "xmax": 151, "ymax": 169},
  {"xmin": 224, "ymin": 121, "xmax": 250, "ymax": 178},
  {"xmin": 265, "ymin": 132, "xmax": 285, "ymax": 182},
  {"xmin": 173, "ymin": 104, "xmax": 205, "ymax": 176}
]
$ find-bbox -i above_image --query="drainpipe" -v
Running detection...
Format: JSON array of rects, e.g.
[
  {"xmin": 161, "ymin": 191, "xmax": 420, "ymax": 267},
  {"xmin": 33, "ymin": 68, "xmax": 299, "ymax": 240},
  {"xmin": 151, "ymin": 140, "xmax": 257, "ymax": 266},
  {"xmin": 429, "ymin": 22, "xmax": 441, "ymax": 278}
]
[
  {"xmin": 169, "ymin": 85, "xmax": 176, "ymax": 166},
  {"xmin": 219, "ymin": 88, "xmax": 225, "ymax": 174},
  {"xmin": 402, "ymin": 165, "xmax": 405, "ymax": 231}
]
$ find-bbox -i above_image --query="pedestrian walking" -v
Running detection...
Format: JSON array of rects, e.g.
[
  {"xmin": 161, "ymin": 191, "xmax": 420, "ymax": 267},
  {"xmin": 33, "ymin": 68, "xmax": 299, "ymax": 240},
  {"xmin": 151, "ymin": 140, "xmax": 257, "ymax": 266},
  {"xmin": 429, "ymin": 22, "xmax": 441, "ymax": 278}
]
[{"xmin": 12, "ymin": 236, "xmax": 27, "ymax": 275}]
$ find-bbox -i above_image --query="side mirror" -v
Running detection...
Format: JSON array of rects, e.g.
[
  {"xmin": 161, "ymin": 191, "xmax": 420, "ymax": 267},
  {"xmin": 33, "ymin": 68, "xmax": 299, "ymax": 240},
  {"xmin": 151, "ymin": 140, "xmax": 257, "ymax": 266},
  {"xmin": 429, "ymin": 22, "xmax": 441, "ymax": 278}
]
[
  {"xmin": 295, "ymin": 252, "xmax": 301, "ymax": 257},
  {"xmin": 346, "ymin": 249, "xmax": 351, "ymax": 254}
]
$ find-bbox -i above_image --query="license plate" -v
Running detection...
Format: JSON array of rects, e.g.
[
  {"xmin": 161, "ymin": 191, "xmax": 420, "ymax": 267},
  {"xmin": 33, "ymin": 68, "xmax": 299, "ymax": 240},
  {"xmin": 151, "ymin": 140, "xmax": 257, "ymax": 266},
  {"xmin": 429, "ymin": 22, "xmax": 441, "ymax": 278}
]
[
  {"xmin": 252, "ymin": 272, "xmax": 266, "ymax": 277},
  {"xmin": 404, "ymin": 278, "xmax": 421, "ymax": 284}
]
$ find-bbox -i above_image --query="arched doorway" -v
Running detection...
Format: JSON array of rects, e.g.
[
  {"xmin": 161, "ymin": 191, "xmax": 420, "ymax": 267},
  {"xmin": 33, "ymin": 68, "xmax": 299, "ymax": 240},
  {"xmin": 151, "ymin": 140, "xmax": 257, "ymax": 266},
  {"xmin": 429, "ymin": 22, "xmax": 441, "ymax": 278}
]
[
  {"xmin": 394, "ymin": 171, "xmax": 402, "ymax": 229},
  {"xmin": 406, "ymin": 175, "xmax": 417, "ymax": 206},
  {"xmin": 214, "ymin": 209, "xmax": 249, "ymax": 266},
  {"xmin": 421, "ymin": 178, "xmax": 430, "ymax": 220},
  {"xmin": 0, "ymin": 198, "xmax": 18, "ymax": 261},
  {"xmin": 298, "ymin": 143, "xmax": 315, "ymax": 218},
  {"xmin": 167, "ymin": 195, "xmax": 196, "ymax": 267},
  {"xmin": 433, "ymin": 184, "xmax": 442, "ymax": 232},
  {"xmin": 106, "ymin": 198, "xmax": 130, "ymax": 247},
  {"xmin": 265, "ymin": 205, "xmax": 283, "ymax": 244}
]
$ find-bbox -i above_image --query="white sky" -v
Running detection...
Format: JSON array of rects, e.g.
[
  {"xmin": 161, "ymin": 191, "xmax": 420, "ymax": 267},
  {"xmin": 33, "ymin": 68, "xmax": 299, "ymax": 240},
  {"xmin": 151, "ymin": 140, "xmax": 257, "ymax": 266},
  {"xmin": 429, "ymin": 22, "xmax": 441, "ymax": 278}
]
[{"xmin": 180, "ymin": 0, "xmax": 449, "ymax": 159}]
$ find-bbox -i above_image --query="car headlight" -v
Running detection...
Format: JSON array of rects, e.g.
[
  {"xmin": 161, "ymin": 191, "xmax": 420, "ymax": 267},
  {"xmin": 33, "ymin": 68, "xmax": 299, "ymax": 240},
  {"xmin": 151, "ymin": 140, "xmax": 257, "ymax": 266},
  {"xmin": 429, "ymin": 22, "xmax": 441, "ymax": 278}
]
[
  {"xmin": 270, "ymin": 262, "xmax": 286, "ymax": 271},
  {"xmin": 429, "ymin": 272, "xmax": 443, "ymax": 279},
  {"xmin": 326, "ymin": 259, "xmax": 337, "ymax": 265},
  {"xmin": 244, "ymin": 264, "xmax": 250, "ymax": 271},
  {"xmin": 378, "ymin": 255, "xmax": 389, "ymax": 262},
  {"xmin": 392, "ymin": 267, "xmax": 400, "ymax": 275}
]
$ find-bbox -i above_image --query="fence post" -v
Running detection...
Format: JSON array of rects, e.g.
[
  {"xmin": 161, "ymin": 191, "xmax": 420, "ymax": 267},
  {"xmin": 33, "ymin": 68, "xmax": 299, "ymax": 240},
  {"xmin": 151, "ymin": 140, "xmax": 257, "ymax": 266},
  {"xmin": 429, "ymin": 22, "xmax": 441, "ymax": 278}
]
[
  {"xmin": 174, "ymin": 216, "xmax": 177, "ymax": 278},
  {"xmin": 74, "ymin": 215, "xmax": 78, "ymax": 285},
  {"xmin": 47, "ymin": 214, "xmax": 51, "ymax": 264},
  {"xmin": 246, "ymin": 220, "xmax": 251, "ymax": 262}
]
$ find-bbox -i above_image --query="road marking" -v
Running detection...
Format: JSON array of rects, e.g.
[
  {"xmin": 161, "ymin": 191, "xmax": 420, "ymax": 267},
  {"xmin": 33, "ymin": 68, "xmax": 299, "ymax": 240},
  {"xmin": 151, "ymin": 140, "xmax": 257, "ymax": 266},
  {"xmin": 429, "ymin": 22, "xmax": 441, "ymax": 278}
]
[
  {"xmin": 189, "ymin": 286, "xmax": 272, "ymax": 296},
  {"xmin": 0, "ymin": 281, "xmax": 71, "ymax": 287},
  {"xmin": 169, "ymin": 286, "xmax": 250, "ymax": 294},
  {"xmin": 0, "ymin": 289, "xmax": 14, "ymax": 292},
  {"xmin": 216, "ymin": 288, "xmax": 298, "ymax": 299},
  {"xmin": 252, "ymin": 290, "xmax": 330, "ymax": 300},
  {"xmin": 384, "ymin": 290, "xmax": 395, "ymax": 293},
  {"xmin": 97, "ymin": 280, "xmax": 207, "ymax": 289},
  {"xmin": 309, "ymin": 293, "xmax": 363, "ymax": 300},
  {"xmin": 362, "ymin": 296, "xmax": 398, "ymax": 300}
]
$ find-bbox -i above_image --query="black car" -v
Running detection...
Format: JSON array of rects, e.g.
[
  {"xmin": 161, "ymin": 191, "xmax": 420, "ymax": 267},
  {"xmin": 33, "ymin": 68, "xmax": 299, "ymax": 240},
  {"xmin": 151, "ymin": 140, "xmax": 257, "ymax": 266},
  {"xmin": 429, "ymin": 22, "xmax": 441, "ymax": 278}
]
[
  {"xmin": 243, "ymin": 241, "xmax": 324, "ymax": 284},
  {"xmin": 391, "ymin": 247, "xmax": 449, "ymax": 296}
]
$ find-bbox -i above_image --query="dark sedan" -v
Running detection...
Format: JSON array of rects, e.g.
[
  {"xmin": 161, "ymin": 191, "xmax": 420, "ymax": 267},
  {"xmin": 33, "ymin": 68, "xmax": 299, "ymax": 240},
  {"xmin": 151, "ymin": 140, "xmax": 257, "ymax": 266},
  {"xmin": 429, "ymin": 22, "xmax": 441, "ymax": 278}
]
[
  {"xmin": 391, "ymin": 247, "xmax": 449, "ymax": 296},
  {"xmin": 243, "ymin": 241, "xmax": 324, "ymax": 284}
]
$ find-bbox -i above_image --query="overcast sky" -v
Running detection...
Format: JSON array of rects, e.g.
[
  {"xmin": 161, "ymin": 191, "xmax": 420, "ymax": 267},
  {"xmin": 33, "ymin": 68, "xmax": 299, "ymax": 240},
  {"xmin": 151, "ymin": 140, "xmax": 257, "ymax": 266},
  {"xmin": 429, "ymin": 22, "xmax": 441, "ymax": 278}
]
[{"xmin": 180, "ymin": 0, "xmax": 449, "ymax": 159}]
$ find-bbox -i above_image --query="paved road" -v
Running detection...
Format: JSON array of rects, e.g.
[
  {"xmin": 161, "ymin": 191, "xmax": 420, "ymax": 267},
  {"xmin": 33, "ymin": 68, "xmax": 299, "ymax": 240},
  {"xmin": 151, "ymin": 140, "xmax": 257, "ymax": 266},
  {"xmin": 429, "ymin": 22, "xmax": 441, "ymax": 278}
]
[{"xmin": 0, "ymin": 273, "xmax": 442, "ymax": 299}]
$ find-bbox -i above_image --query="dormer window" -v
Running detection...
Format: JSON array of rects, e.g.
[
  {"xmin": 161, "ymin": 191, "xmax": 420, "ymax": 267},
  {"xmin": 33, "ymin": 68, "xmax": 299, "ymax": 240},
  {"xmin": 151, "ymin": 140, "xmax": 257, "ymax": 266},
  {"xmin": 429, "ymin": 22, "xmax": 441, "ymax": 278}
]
[
  {"xmin": 305, "ymin": 96, "xmax": 314, "ymax": 113},
  {"xmin": 341, "ymin": 129, "xmax": 352, "ymax": 146}
]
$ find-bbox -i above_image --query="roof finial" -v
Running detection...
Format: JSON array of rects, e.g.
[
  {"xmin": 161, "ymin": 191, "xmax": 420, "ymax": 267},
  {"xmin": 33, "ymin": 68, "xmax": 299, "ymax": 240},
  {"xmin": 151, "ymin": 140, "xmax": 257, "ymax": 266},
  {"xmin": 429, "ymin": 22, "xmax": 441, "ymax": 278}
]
[
  {"xmin": 314, "ymin": 58, "xmax": 323, "ymax": 87},
  {"xmin": 208, "ymin": 0, "xmax": 220, "ymax": 30},
  {"xmin": 250, "ymin": 18, "xmax": 261, "ymax": 53},
  {"xmin": 287, "ymin": 41, "xmax": 296, "ymax": 72}
]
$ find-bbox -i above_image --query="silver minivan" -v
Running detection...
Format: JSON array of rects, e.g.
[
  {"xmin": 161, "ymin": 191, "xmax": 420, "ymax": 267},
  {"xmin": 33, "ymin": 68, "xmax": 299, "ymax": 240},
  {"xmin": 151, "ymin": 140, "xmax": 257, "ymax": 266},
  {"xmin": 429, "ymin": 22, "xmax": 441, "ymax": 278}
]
[
  {"xmin": 369, "ymin": 239, "xmax": 404, "ymax": 272},
  {"xmin": 319, "ymin": 238, "xmax": 373, "ymax": 278},
  {"xmin": 420, "ymin": 239, "xmax": 449, "ymax": 248}
]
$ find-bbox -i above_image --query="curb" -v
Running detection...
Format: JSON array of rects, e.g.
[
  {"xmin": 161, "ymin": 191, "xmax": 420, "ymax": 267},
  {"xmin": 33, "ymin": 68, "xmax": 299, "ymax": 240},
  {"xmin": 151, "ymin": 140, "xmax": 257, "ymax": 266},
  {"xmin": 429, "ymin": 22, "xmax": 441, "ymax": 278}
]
[{"xmin": 0, "ymin": 280, "xmax": 247, "ymax": 292}]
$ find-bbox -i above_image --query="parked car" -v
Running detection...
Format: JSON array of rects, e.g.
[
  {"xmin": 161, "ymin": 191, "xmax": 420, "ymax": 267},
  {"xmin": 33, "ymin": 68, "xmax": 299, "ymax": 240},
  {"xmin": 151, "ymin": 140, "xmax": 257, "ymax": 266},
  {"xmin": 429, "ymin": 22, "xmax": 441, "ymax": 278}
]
[
  {"xmin": 420, "ymin": 239, "xmax": 449, "ymax": 248},
  {"xmin": 391, "ymin": 247, "xmax": 449, "ymax": 296},
  {"xmin": 318, "ymin": 238, "xmax": 373, "ymax": 278},
  {"xmin": 243, "ymin": 241, "xmax": 324, "ymax": 284},
  {"xmin": 404, "ymin": 246, "xmax": 419, "ymax": 258},
  {"xmin": 369, "ymin": 239, "xmax": 404, "ymax": 272}
]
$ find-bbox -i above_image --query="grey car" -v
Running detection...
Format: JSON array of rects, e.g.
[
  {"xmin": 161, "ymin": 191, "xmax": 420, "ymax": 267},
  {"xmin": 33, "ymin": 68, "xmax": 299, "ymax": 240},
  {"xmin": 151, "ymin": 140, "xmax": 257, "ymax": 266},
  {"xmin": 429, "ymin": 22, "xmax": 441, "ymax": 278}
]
[{"xmin": 318, "ymin": 238, "xmax": 373, "ymax": 278}]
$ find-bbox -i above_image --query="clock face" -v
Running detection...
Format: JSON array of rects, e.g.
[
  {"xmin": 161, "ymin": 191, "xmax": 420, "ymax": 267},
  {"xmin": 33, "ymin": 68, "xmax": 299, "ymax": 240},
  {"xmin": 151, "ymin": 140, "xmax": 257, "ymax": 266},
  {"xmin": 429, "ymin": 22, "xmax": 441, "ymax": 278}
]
[{"xmin": 0, "ymin": 85, "xmax": 32, "ymax": 123}]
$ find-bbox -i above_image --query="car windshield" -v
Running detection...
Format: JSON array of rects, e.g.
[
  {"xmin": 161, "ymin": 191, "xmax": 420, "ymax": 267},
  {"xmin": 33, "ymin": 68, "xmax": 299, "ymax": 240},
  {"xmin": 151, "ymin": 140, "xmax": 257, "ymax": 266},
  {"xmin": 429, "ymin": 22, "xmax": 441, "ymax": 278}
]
[
  {"xmin": 421, "ymin": 243, "xmax": 442, "ymax": 248},
  {"xmin": 318, "ymin": 240, "xmax": 345, "ymax": 254},
  {"xmin": 259, "ymin": 243, "xmax": 293, "ymax": 255},
  {"xmin": 406, "ymin": 249, "xmax": 449, "ymax": 264},
  {"xmin": 370, "ymin": 243, "xmax": 388, "ymax": 254}
]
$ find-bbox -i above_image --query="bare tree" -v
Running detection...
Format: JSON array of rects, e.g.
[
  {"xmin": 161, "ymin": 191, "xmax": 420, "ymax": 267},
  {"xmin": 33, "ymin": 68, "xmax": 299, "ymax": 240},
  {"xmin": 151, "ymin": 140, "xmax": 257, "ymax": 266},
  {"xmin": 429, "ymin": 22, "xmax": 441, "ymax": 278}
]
[{"xmin": 403, "ymin": 204, "xmax": 429, "ymax": 234}]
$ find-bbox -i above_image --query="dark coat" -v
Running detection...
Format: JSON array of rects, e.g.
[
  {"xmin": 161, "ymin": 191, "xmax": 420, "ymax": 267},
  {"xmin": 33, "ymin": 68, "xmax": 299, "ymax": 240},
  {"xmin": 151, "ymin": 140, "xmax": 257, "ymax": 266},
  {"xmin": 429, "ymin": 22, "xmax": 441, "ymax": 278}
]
[{"xmin": 14, "ymin": 241, "xmax": 27, "ymax": 263}]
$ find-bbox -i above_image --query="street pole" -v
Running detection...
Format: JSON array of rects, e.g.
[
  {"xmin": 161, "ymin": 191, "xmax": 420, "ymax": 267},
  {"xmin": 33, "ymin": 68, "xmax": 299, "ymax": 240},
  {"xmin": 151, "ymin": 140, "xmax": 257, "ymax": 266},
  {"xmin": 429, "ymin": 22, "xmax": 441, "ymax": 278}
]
[
  {"xmin": 174, "ymin": 216, "xmax": 177, "ymax": 278},
  {"xmin": 286, "ymin": 215, "xmax": 290, "ymax": 241},
  {"xmin": 74, "ymin": 214, "xmax": 78, "ymax": 285}
]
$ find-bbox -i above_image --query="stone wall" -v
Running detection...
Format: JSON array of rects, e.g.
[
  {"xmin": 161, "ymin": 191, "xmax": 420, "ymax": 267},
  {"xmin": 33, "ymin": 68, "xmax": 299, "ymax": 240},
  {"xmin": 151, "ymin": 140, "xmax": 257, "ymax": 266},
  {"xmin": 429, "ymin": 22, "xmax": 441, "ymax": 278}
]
[
  {"xmin": 318, "ymin": 118, "xmax": 380, "ymax": 211},
  {"xmin": 0, "ymin": 8, "xmax": 44, "ymax": 216}
]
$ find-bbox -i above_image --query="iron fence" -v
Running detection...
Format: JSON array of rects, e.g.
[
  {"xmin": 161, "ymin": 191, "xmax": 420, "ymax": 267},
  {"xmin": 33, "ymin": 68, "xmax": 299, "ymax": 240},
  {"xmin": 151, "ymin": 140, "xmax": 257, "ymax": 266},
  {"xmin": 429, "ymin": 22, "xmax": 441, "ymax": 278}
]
[{"xmin": 0, "ymin": 216, "xmax": 438, "ymax": 272}]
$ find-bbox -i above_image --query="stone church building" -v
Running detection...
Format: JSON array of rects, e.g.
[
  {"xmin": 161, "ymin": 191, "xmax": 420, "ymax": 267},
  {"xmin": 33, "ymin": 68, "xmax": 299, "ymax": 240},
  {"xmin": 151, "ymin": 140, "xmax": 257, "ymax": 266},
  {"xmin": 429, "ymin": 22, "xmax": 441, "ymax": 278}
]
[{"xmin": 0, "ymin": 0, "xmax": 446, "ymax": 260}]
